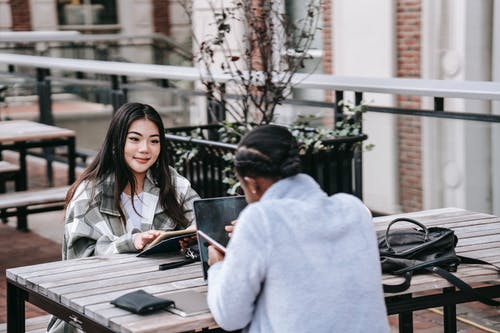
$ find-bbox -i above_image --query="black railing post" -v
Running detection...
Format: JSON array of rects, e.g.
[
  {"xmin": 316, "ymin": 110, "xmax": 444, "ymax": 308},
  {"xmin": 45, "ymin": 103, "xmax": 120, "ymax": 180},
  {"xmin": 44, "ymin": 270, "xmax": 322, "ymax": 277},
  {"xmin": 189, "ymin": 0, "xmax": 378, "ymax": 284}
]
[
  {"xmin": 205, "ymin": 82, "xmax": 225, "ymax": 141},
  {"xmin": 207, "ymin": 83, "xmax": 226, "ymax": 124},
  {"xmin": 434, "ymin": 97, "xmax": 444, "ymax": 112},
  {"xmin": 36, "ymin": 68, "xmax": 54, "ymax": 125},
  {"xmin": 37, "ymin": 68, "xmax": 56, "ymax": 186},
  {"xmin": 110, "ymin": 75, "xmax": 126, "ymax": 113},
  {"xmin": 354, "ymin": 91, "xmax": 364, "ymax": 199},
  {"xmin": 335, "ymin": 90, "xmax": 344, "ymax": 124},
  {"xmin": 121, "ymin": 75, "xmax": 129, "ymax": 102}
]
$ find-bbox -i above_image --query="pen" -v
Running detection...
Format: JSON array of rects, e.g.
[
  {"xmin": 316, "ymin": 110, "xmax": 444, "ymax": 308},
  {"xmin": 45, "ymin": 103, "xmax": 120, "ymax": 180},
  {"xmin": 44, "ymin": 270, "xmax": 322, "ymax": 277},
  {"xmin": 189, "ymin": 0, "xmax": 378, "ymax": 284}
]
[{"xmin": 158, "ymin": 259, "xmax": 196, "ymax": 271}]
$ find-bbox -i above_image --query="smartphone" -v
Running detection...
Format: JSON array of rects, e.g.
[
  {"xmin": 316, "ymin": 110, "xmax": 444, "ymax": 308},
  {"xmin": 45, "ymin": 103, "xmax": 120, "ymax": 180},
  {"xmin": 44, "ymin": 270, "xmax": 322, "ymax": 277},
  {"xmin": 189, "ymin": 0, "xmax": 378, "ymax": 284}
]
[{"xmin": 197, "ymin": 229, "xmax": 226, "ymax": 254}]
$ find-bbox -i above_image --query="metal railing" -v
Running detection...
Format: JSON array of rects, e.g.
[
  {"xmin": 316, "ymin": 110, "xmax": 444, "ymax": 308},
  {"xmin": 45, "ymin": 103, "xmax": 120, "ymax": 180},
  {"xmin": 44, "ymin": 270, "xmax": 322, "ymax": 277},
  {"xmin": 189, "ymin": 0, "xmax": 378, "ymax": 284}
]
[
  {"xmin": 0, "ymin": 32, "xmax": 192, "ymax": 62},
  {"xmin": 1, "ymin": 53, "xmax": 500, "ymax": 125},
  {"xmin": 1, "ymin": 53, "xmax": 500, "ymax": 213}
]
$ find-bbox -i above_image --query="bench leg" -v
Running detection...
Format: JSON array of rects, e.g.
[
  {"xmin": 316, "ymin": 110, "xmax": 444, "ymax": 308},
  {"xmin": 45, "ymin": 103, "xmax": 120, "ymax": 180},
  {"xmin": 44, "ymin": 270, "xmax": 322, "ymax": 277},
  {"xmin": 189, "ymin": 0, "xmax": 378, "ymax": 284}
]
[
  {"xmin": 16, "ymin": 207, "xmax": 28, "ymax": 232},
  {"xmin": 0, "ymin": 179, "xmax": 7, "ymax": 223},
  {"xmin": 1, "ymin": 209, "xmax": 7, "ymax": 224}
]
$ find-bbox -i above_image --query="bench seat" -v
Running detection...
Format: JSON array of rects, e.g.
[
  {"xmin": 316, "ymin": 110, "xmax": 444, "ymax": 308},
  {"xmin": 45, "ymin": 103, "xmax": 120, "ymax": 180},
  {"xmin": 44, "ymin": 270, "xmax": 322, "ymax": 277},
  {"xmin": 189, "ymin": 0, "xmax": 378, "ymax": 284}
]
[
  {"xmin": 0, "ymin": 186, "xmax": 69, "ymax": 231},
  {"xmin": 0, "ymin": 161, "xmax": 20, "ymax": 175}
]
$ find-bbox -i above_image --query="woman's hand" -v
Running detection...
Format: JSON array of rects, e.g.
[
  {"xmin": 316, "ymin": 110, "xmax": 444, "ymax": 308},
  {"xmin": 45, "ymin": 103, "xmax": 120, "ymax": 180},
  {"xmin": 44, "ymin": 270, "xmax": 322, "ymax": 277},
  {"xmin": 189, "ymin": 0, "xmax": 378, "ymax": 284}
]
[
  {"xmin": 207, "ymin": 245, "xmax": 225, "ymax": 266},
  {"xmin": 180, "ymin": 234, "xmax": 198, "ymax": 251},
  {"xmin": 225, "ymin": 220, "xmax": 237, "ymax": 238},
  {"xmin": 133, "ymin": 230, "xmax": 162, "ymax": 250}
]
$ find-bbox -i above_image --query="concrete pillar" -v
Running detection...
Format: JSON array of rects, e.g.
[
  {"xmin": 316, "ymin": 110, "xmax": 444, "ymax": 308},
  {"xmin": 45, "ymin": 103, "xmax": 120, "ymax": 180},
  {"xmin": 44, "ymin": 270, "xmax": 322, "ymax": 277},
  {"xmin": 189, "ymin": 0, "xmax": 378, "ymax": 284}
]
[
  {"xmin": 492, "ymin": 2, "xmax": 500, "ymax": 215},
  {"xmin": 421, "ymin": 0, "xmax": 494, "ymax": 213}
]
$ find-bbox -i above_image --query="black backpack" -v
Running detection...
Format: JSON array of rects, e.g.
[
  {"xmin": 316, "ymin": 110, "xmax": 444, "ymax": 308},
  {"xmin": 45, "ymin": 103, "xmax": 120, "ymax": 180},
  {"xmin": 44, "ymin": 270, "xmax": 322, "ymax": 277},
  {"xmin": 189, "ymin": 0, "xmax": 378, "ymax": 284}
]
[{"xmin": 377, "ymin": 217, "xmax": 500, "ymax": 306}]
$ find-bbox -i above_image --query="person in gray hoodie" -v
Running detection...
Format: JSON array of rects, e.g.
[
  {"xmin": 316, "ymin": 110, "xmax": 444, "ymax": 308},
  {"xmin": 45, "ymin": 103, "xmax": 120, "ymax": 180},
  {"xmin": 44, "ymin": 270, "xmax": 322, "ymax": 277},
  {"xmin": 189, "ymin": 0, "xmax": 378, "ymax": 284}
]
[{"xmin": 207, "ymin": 125, "xmax": 389, "ymax": 333}]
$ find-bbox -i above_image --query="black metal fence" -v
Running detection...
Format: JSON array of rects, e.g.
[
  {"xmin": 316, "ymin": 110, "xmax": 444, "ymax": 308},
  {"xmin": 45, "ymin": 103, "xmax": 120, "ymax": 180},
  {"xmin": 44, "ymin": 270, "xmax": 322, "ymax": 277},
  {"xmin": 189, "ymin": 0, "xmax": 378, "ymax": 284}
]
[{"xmin": 165, "ymin": 125, "xmax": 366, "ymax": 198}]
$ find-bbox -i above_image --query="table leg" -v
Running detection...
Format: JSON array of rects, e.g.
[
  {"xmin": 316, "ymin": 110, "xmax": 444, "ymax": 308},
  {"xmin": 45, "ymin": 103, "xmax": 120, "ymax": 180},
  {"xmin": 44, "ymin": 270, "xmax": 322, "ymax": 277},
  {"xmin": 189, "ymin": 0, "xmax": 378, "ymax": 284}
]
[
  {"xmin": 16, "ymin": 147, "xmax": 28, "ymax": 231},
  {"xmin": 443, "ymin": 287, "xmax": 457, "ymax": 333},
  {"xmin": 67, "ymin": 136, "xmax": 76, "ymax": 184},
  {"xmin": 399, "ymin": 311, "xmax": 413, "ymax": 333},
  {"xmin": 7, "ymin": 280, "xmax": 26, "ymax": 333},
  {"xmin": 0, "ymin": 144, "xmax": 5, "ymax": 223}
]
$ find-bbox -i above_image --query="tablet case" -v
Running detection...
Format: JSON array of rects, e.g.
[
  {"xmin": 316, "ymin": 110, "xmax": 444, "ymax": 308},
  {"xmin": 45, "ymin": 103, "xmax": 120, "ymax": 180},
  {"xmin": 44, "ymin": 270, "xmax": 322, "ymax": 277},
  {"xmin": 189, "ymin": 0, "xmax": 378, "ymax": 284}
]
[
  {"xmin": 165, "ymin": 290, "xmax": 210, "ymax": 317},
  {"xmin": 137, "ymin": 232, "xmax": 196, "ymax": 257},
  {"xmin": 193, "ymin": 196, "xmax": 247, "ymax": 279}
]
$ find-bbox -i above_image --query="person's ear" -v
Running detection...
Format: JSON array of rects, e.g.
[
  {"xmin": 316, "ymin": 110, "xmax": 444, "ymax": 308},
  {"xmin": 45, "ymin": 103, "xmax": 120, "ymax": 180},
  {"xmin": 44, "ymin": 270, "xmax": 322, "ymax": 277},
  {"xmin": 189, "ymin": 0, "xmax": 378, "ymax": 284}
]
[{"xmin": 243, "ymin": 176, "xmax": 258, "ymax": 195}]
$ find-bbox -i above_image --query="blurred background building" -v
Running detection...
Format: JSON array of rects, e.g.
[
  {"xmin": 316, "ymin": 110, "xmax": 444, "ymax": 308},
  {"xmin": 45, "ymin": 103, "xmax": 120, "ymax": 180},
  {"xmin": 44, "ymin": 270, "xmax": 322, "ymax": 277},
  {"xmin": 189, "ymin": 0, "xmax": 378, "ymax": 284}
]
[{"xmin": 0, "ymin": 0, "xmax": 499, "ymax": 215}]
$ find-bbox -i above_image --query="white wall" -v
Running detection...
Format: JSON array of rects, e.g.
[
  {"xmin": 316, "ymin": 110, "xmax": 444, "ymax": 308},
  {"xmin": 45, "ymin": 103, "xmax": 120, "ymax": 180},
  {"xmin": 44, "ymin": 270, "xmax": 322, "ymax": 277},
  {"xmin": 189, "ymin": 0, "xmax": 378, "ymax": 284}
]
[
  {"xmin": 0, "ymin": 0, "xmax": 12, "ymax": 31},
  {"xmin": 333, "ymin": 0, "xmax": 398, "ymax": 213},
  {"xmin": 117, "ymin": 0, "xmax": 154, "ymax": 63},
  {"xmin": 191, "ymin": 0, "xmax": 246, "ymax": 124},
  {"xmin": 29, "ymin": 0, "xmax": 58, "ymax": 31}
]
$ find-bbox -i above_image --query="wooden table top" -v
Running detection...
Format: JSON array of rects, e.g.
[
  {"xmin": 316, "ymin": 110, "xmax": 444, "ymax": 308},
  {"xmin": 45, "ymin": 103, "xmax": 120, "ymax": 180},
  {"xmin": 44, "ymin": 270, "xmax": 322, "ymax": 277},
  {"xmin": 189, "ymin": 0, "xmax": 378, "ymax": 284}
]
[
  {"xmin": 0, "ymin": 120, "xmax": 75, "ymax": 143},
  {"xmin": 374, "ymin": 207, "xmax": 500, "ymax": 296},
  {"xmin": 7, "ymin": 253, "xmax": 215, "ymax": 333},
  {"xmin": 6, "ymin": 208, "xmax": 500, "ymax": 333}
]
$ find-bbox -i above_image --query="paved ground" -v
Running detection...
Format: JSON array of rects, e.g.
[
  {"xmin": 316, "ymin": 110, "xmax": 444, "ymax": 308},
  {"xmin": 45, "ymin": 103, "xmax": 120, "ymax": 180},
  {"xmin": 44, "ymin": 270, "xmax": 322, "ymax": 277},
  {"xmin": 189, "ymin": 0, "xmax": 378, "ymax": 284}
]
[{"xmin": 0, "ymin": 156, "xmax": 498, "ymax": 332}]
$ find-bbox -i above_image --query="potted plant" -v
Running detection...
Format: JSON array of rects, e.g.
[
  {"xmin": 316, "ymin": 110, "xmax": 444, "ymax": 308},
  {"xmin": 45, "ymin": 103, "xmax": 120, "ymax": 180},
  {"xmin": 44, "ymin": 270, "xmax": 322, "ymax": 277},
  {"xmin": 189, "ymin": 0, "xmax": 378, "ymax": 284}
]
[{"xmin": 166, "ymin": 0, "xmax": 367, "ymax": 198}]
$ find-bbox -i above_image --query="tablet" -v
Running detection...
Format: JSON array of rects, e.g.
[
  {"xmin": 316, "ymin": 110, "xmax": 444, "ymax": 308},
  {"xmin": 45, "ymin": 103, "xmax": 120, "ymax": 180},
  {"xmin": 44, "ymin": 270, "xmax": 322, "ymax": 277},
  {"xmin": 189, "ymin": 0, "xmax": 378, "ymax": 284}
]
[{"xmin": 193, "ymin": 196, "xmax": 247, "ymax": 279}]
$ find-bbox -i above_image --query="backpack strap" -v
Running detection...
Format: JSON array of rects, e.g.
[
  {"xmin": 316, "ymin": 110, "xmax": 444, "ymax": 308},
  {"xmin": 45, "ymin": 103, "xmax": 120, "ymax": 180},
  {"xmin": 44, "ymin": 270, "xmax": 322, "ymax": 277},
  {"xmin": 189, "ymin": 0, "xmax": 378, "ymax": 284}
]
[
  {"xmin": 424, "ymin": 266, "xmax": 500, "ymax": 306},
  {"xmin": 382, "ymin": 271, "xmax": 413, "ymax": 293},
  {"xmin": 458, "ymin": 255, "xmax": 500, "ymax": 270}
]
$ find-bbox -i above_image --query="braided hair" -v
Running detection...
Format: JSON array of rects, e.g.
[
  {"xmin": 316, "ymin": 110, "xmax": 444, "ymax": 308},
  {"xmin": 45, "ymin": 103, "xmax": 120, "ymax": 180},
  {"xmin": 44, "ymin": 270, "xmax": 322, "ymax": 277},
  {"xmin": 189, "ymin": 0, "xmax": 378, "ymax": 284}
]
[{"xmin": 235, "ymin": 125, "xmax": 302, "ymax": 179}]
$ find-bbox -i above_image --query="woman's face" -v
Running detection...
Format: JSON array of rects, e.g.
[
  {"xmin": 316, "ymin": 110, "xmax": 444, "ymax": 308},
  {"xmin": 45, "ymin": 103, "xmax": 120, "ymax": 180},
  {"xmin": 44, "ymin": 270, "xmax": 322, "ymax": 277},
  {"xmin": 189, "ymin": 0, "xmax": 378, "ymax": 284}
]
[{"xmin": 124, "ymin": 118, "xmax": 161, "ymax": 179}]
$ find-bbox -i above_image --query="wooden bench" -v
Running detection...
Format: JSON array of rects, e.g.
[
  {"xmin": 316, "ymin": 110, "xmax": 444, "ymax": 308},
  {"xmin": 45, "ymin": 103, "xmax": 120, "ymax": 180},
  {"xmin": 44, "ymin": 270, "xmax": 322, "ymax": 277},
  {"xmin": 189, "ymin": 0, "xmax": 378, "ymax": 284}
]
[
  {"xmin": 0, "ymin": 161, "xmax": 21, "ymax": 223},
  {"xmin": 0, "ymin": 314, "xmax": 51, "ymax": 333},
  {"xmin": 0, "ymin": 161, "xmax": 20, "ymax": 188},
  {"xmin": 0, "ymin": 186, "xmax": 69, "ymax": 231},
  {"xmin": 0, "ymin": 161, "xmax": 20, "ymax": 175}
]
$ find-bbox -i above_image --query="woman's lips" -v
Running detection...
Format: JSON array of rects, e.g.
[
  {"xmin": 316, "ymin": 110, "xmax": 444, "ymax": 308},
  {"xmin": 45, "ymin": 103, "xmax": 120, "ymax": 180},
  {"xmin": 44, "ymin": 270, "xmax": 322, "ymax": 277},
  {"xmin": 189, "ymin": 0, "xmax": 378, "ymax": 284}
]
[{"xmin": 134, "ymin": 157, "xmax": 150, "ymax": 164}]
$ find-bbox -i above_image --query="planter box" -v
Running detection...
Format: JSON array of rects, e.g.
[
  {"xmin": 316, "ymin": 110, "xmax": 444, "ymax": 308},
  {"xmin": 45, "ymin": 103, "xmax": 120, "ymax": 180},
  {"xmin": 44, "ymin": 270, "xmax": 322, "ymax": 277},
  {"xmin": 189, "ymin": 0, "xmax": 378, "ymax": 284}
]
[{"xmin": 165, "ymin": 124, "xmax": 366, "ymax": 199}]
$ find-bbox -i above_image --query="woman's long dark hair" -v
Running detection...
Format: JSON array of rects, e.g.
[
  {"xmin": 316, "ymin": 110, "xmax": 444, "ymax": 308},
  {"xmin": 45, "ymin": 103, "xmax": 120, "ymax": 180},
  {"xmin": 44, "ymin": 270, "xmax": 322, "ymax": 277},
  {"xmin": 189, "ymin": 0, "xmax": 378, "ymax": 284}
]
[
  {"xmin": 235, "ymin": 125, "xmax": 302, "ymax": 179},
  {"xmin": 66, "ymin": 102, "xmax": 190, "ymax": 228}
]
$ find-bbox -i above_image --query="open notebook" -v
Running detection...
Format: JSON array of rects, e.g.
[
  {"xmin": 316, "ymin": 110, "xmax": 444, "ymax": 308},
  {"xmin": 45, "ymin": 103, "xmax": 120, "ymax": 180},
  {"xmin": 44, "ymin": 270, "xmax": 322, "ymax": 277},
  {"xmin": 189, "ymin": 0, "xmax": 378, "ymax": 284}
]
[{"xmin": 193, "ymin": 196, "xmax": 247, "ymax": 279}]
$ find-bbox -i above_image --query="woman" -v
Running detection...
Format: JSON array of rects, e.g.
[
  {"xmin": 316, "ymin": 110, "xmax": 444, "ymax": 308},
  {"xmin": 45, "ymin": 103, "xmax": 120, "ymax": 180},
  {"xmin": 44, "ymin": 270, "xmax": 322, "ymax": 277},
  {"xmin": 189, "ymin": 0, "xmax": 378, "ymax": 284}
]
[
  {"xmin": 207, "ymin": 125, "xmax": 389, "ymax": 332},
  {"xmin": 48, "ymin": 102, "xmax": 199, "ymax": 332}
]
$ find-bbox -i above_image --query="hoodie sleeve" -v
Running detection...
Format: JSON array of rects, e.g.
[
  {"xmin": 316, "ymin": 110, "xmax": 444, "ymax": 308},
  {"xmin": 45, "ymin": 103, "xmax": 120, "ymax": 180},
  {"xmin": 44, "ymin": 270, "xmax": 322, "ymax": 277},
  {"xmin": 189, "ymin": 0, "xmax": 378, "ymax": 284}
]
[{"xmin": 206, "ymin": 206, "xmax": 270, "ymax": 331}]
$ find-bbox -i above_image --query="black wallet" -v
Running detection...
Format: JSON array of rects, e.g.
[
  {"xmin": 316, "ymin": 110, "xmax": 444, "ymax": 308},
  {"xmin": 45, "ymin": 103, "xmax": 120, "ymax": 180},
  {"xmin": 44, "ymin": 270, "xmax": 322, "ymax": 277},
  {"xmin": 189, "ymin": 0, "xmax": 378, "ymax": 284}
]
[{"xmin": 110, "ymin": 289, "xmax": 174, "ymax": 314}]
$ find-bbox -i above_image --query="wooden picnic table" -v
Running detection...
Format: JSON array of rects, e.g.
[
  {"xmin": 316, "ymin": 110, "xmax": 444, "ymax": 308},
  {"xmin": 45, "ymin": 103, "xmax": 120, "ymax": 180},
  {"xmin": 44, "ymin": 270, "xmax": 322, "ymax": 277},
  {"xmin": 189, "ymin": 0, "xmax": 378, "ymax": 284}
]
[
  {"xmin": 0, "ymin": 120, "xmax": 76, "ymax": 189},
  {"xmin": 6, "ymin": 207, "xmax": 500, "ymax": 333}
]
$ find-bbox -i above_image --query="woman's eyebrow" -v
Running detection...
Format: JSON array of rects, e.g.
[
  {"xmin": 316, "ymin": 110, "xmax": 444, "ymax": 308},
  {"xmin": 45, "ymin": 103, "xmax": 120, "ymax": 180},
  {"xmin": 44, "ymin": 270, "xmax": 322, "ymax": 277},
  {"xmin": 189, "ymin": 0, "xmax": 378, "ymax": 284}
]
[{"xmin": 127, "ymin": 131, "xmax": 160, "ymax": 137}]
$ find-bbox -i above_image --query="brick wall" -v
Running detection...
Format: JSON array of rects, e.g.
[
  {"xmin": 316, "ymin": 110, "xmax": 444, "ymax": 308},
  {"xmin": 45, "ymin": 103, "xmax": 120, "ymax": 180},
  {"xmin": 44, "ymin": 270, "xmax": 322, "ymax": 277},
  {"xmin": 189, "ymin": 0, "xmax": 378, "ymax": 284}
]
[
  {"xmin": 10, "ymin": 0, "xmax": 31, "ymax": 31},
  {"xmin": 397, "ymin": 0, "xmax": 422, "ymax": 212},
  {"xmin": 153, "ymin": 0, "xmax": 170, "ymax": 35},
  {"xmin": 322, "ymin": 1, "xmax": 333, "ymax": 76},
  {"xmin": 322, "ymin": 1, "xmax": 334, "ymax": 127}
]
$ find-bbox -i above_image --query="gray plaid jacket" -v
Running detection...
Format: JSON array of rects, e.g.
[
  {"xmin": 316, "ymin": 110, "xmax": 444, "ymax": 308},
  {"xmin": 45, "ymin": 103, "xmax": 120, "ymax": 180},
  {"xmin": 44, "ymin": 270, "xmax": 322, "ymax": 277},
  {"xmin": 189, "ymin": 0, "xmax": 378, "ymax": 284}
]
[{"xmin": 62, "ymin": 167, "xmax": 199, "ymax": 260}]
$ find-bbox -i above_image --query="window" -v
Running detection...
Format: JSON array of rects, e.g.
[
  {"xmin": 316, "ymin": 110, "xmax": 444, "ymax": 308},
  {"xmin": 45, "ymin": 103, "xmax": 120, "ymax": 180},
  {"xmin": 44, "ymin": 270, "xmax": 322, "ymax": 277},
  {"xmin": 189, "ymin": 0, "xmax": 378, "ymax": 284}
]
[{"xmin": 57, "ymin": 0, "xmax": 117, "ymax": 26}]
